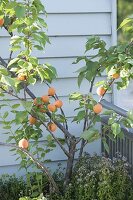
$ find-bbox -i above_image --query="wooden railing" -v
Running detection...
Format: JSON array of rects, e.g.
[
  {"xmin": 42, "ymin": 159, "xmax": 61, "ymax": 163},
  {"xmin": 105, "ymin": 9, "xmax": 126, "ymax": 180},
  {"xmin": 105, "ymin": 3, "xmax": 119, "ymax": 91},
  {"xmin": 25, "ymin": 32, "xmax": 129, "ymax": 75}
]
[{"xmin": 100, "ymin": 99, "xmax": 133, "ymax": 176}]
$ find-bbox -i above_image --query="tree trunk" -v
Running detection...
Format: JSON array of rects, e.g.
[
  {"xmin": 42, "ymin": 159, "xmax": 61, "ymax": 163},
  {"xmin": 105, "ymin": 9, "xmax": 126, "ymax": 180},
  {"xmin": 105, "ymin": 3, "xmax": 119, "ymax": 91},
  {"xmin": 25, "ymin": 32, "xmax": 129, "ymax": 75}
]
[
  {"xmin": 78, "ymin": 139, "xmax": 85, "ymax": 159},
  {"xmin": 64, "ymin": 138, "xmax": 76, "ymax": 187}
]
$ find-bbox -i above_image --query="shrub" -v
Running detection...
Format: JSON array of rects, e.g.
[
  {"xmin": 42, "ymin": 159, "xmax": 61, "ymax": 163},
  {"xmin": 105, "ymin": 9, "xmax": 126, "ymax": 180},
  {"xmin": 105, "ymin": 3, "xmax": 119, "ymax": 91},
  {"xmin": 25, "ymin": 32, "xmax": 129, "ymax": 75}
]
[
  {"xmin": 69, "ymin": 154, "xmax": 133, "ymax": 200},
  {"xmin": 0, "ymin": 174, "xmax": 26, "ymax": 200},
  {"xmin": 1, "ymin": 155, "xmax": 133, "ymax": 200},
  {"xmin": 0, "ymin": 172, "xmax": 49, "ymax": 200},
  {"xmin": 43, "ymin": 154, "xmax": 133, "ymax": 200}
]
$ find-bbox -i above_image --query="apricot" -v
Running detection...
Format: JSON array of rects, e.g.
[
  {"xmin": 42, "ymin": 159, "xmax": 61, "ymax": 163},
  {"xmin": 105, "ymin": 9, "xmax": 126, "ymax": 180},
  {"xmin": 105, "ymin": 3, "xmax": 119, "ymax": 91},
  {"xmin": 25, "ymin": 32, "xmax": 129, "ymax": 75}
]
[
  {"xmin": 47, "ymin": 104, "xmax": 56, "ymax": 112},
  {"xmin": 0, "ymin": 18, "xmax": 4, "ymax": 27},
  {"xmin": 18, "ymin": 138, "xmax": 29, "ymax": 149},
  {"xmin": 112, "ymin": 73, "xmax": 120, "ymax": 79},
  {"xmin": 93, "ymin": 103, "xmax": 103, "ymax": 114},
  {"xmin": 29, "ymin": 116, "xmax": 37, "ymax": 125},
  {"xmin": 48, "ymin": 87, "xmax": 56, "ymax": 96},
  {"xmin": 48, "ymin": 122, "xmax": 57, "ymax": 132},
  {"xmin": 96, "ymin": 87, "xmax": 106, "ymax": 96},
  {"xmin": 54, "ymin": 100, "xmax": 63, "ymax": 108},
  {"xmin": 17, "ymin": 73, "xmax": 27, "ymax": 81},
  {"xmin": 41, "ymin": 95, "xmax": 49, "ymax": 103}
]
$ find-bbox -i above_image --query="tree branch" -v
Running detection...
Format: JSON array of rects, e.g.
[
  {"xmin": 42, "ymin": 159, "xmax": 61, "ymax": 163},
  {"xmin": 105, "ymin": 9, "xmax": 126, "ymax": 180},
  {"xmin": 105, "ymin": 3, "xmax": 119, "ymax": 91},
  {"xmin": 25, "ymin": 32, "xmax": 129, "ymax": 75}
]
[
  {"xmin": 41, "ymin": 121, "xmax": 70, "ymax": 157},
  {"xmin": 0, "ymin": 86, "xmax": 24, "ymax": 101},
  {"xmin": 0, "ymin": 142, "xmax": 59, "ymax": 193},
  {"xmin": 78, "ymin": 74, "xmax": 97, "ymax": 158},
  {"xmin": 0, "ymin": 56, "xmax": 73, "ymax": 139}
]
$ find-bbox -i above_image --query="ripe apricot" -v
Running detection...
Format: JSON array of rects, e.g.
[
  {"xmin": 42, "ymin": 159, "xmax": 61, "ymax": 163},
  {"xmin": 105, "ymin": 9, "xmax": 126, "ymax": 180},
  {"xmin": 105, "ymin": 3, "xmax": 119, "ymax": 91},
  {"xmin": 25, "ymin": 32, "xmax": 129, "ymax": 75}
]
[
  {"xmin": 19, "ymin": 138, "xmax": 29, "ymax": 149},
  {"xmin": 112, "ymin": 73, "xmax": 120, "ymax": 79},
  {"xmin": 0, "ymin": 18, "xmax": 4, "ymax": 27},
  {"xmin": 93, "ymin": 103, "xmax": 103, "ymax": 114},
  {"xmin": 48, "ymin": 87, "xmax": 56, "ymax": 96},
  {"xmin": 41, "ymin": 95, "xmax": 49, "ymax": 103},
  {"xmin": 54, "ymin": 100, "xmax": 63, "ymax": 108},
  {"xmin": 33, "ymin": 98, "xmax": 41, "ymax": 107},
  {"xmin": 39, "ymin": 105, "xmax": 46, "ymax": 113},
  {"xmin": 29, "ymin": 116, "xmax": 37, "ymax": 125},
  {"xmin": 48, "ymin": 122, "xmax": 57, "ymax": 132},
  {"xmin": 17, "ymin": 73, "xmax": 27, "ymax": 81},
  {"xmin": 47, "ymin": 104, "xmax": 56, "ymax": 112},
  {"xmin": 96, "ymin": 87, "xmax": 106, "ymax": 96}
]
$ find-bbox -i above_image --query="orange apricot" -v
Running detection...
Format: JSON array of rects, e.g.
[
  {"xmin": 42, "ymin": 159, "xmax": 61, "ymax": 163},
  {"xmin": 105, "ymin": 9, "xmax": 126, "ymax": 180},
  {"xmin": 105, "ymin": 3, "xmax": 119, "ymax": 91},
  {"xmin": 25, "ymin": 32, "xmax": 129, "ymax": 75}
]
[
  {"xmin": 18, "ymin": 138, "xmax": 29, "ymax": 149},
  {"xmin": 54, "ymin": 100, "xmax": 63, "ymax": 108},
  {"xmin": 93, "ymin": 103, "xmax": 103, "ymax": 114},
  {"xmin": 48, "ymin": 122, "xmax": 57, "ymax": 132},
  {"xmin": 29, "ymin": 116, "xmax": 37, "ymax": 125},
  {"xmin": 47, "ymin": 104, "xmax": 56, "ymax": 112},
  {"xmin": 41, "ymin": 95, "xmax": 49, "ymax": 103},
  {"xmin": 48, "ymin": 87, "xmax": 56, "ymax": 96},
  {"xmin": 0, "ymin": 18, "xmax": 4, "ymax": 27},
  {"xmin": 112, "ymin": 73, "xmax": 120, "ymax": 79},
  {"xmin": 96, "ymin": 87, "xmax": 106, "ymax": 96},
  {"xmin": 17, "ymin": 73, "xmax": 27, "ymax": 81}
]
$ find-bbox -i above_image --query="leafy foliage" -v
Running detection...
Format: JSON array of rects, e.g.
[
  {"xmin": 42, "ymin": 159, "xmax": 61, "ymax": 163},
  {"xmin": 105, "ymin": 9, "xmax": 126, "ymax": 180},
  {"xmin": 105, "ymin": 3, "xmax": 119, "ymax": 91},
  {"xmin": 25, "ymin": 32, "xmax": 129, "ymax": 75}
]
[
  {"xmin": 118, "ymin": 0, "xmax": 133, "ymax": 42},
  {"xmin": 3, "ymin": 155, "xmax": 133, "ymax": 200}
]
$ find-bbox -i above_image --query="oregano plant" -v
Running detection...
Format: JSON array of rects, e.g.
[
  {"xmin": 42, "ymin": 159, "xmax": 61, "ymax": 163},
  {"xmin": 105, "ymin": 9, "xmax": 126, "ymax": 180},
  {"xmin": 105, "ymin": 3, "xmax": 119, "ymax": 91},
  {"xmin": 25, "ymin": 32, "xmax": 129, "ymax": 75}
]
[{"xmin": 0, "ymin": 0, "xmax": 133, "ymax": 195}]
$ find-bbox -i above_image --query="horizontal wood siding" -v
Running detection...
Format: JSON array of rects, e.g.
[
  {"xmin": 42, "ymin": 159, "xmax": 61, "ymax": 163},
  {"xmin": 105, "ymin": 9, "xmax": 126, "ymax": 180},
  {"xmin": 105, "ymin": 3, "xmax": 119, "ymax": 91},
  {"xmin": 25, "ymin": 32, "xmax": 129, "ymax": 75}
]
[
  {"xmin": 44, "ymin": 0, "xmax": 111, "ymax": 13},
  {"xmin": 0, "ymin": 36, "xmax": 111, "ymax": 59},
  {"xmin": 0, "ymin": 0, "xmax": 116, "ymax": 174}
]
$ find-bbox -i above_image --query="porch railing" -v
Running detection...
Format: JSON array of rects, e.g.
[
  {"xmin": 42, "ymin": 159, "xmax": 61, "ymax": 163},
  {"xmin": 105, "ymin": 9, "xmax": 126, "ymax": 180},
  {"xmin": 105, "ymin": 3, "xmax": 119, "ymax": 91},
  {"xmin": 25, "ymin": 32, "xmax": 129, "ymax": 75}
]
[{"xmin": 100, "ymin": 99, "xmax": 133, "ymax": 176}]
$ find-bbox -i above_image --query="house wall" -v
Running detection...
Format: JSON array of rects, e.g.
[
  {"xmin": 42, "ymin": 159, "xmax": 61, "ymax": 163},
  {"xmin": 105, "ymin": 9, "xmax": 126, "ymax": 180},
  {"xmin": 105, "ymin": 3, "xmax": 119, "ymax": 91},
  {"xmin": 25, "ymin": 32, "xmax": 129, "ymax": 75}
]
[
  {"xmin": 0, "ymin": 0, "xmax": 117, "ymax": 175},
  {"xmin": 114, "ymin": 81, "xmax": 133, "ymax": 111}
]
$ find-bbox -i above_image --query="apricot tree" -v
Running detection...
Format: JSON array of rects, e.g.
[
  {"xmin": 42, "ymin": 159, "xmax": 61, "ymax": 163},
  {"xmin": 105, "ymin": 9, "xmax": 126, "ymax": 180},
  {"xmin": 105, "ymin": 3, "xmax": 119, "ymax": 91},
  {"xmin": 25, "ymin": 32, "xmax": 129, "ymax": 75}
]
[{"xmin": 0, "ymin": 0, "xmax": 133, "ymax": 194}]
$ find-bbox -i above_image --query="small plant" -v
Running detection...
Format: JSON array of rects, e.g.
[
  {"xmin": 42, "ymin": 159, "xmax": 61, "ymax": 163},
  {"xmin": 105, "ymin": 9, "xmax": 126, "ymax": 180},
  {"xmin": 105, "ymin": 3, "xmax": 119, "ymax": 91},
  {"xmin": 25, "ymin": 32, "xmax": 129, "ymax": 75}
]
[
  {"xmin": 0, "ymin": 174, "xmax": 26, "ymax": 200},
  {"xmin": 70, "ymin": 154, "xmax": 133, "ymax": 200}
]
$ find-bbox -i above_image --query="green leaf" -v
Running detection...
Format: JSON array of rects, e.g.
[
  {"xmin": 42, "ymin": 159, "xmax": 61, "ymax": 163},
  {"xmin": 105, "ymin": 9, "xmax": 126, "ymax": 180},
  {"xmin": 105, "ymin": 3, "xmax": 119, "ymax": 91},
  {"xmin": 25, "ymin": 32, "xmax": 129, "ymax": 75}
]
[
  {"xmin": 69, "ymin": 92, "xmax": 82, "ymax": 101},
  {"xmin": 102, "ymin": 138, "xmax": 109, "ymax": 153},
  {"xmin": 28, "ymin": 76, "xmax": 36, "ymax": 85},
  {"xmin": 0, "ymin": 68, "xmax": 8, "ymax": 76},
  {"xmin": 34, "ymin": 45, "xmax": 44, "ymax": 51},
  {"xmin": 15, "ymin": 111, "xmax": 28, "ymax": 124},
  {"xmin": 80, "ymin": 127, "xmax": 100, "ymax": 143},
  {"xmin": 15, "ymin": 5, "xmax": 26, "ymax": 19},
  {"xmin": 38, "ymin": 17, "xmax": 47, "ymax": 28},
  {"xmin": 73, "ymin": 56, "xmax": 86, "ymax": 64},
  {"xmin": 3, "ymin": 111, "xmax": 9, "ymax": 119},
  {"xmin": 78, "ymin": 72, "xmax": 85, "ymax": 87},
  {"xmin": 12, "ymin": 104, "xmax": 20, "ymax": 109},
  {"xmin": 85, "ymin": 61, "xmax": 99, "ymax": 82},
  {"xmin": 47, "ymin": 135, "xmax": 53, "ymax": 142},
  {"xmin": 118, "ymin": 18, "xmax": 132, "ymax": 29},
  {"xmin": 21, "ymin": 101, "xmax": 32, "ymax": 112},
  {"xmin": 111, "ymin": 123, "xmax": 121, "ymax": 137},
  {"xmin": 3, "ymin": 125, "xmax": 11, "ymax": 129},
  {"xmin": 127, "ymin": 59, "xmax": 133, "ymax": 65},
  {"xmin": 127, "ymin": 110, "xmax": 133, "ymax": 121},
  {"xmin": 11, "ymin": 45, "xmax": 21, "ymax": 52},
  {"xmin": 73, "ymin": 110, "xmax": 86, "ymax": 123},
  {"xmin": 103, "ymin": 110, "xmax": 114, "ymax": 115},
  {"xmin": 95, "ymin": 80, "xmax": 105, "ymax": 87},
  {"xmin": 1, "ymin": 75, "xmax": 19, "ymax": 88}
]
